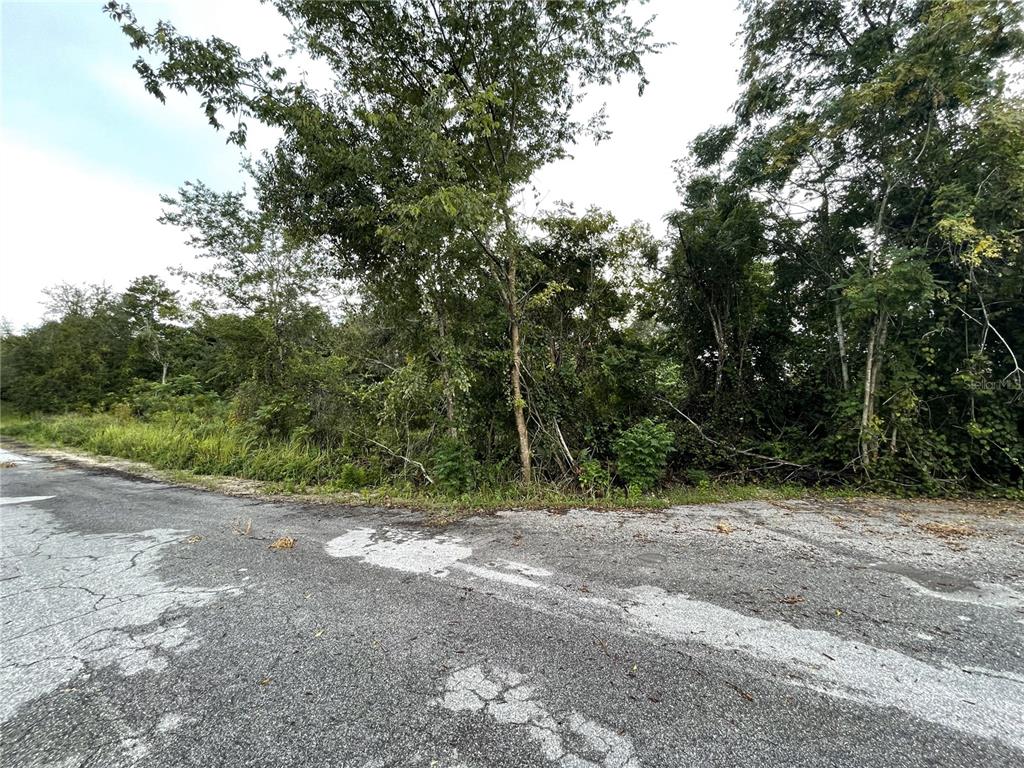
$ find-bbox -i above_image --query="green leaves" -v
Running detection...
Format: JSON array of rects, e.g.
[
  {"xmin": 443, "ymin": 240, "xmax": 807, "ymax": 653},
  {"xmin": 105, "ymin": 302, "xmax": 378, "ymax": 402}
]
[
  {"xmin": 613, "ymin": 420, "xmax": 674, "ymax": 494},
  {"xmin": 432, "ymin": 437, "xmax": 479, "ymax": 494},
  {"xmin": 21, "ymin": 0, "xmax": 1004, "ymax": 491},
  {"xmin": 840, "ymin": 249, "xmax": 936, "ymax": 320}
]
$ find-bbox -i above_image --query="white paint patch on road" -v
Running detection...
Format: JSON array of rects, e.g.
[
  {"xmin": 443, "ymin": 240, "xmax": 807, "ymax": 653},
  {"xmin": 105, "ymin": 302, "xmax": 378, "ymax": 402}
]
[
  {"xmin": 498, "ymin": 560, "xmax": 553, "ymax": 578},
  {"xmin": 324, "ymin": 523, "xmax": 1024, "ymax": 751},
  {"xmin": 324, "ymin": 527, "xmax": 472, "ymax": 576},
  {"xmin": 453, "ymin": 562, "xmax": 549, "ymax": 590},
  {"xmin": 0, "ymin": 448, "xmax": 39, "ymax": 464},
  {"xmin": 434, "ymin": 665, "xmax": 639, "ymax": 768},
  {"xmin": 324, "ymin": 528, "xmax": 556, "ymax": 591},
  {"xmin": 899, "ymin": 575, "xmax": 1024, "ymax": 611},
  {"xmin": 624, "ymin": 584, "xmax": 1024, "ymax": 751},
  {"xmin": 0, "ymin": 496, "xmax": 55, "ymax": 506},
  {"xmin": 0, "ymin": 503, "xmax": 240, "ymax": 723},
  {"xmin": 156, "ymin": 713, "xmax": 184, "ymax": 733}
]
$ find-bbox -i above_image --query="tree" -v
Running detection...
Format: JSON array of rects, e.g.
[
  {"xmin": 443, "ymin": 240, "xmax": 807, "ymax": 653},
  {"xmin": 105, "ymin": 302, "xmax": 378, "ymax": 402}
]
[
  {"xmin": 160, "ymin": 180, "xmax": 332, "ymax": 387},
  {"xmin": 121, "ymin": 275, "xmax": 182, "ymax": 384},
  {"xmin": 1, "ymin": 284, "xmax": 133, "ymax": 411},
  {"xmin": 665, "ymin": 175, "xmax": 771, "ymax": 395},
  {"xmin": 711, "ymin": 0, "xmax": 1024, "ymax": 476},
  {"xmin": 521, "ymin": 206, "xmax": 658, "ymax": 474},
  {"xmin": 105, "ymin": 0, "xmax": 661, "ymax": 482}
]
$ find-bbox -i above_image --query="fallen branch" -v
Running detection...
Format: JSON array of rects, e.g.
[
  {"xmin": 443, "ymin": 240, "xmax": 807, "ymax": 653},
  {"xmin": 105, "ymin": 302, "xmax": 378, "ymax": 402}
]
[
  {"xmin": 657, "ymin": 397, "xmax": 810, "ymax": 472},
  {"xmin": 552, "ymin": 417, "xmax": 576, "ymax": 471},
  {"xmin": 358, "ymin": 435, "xmax": 433, "ymax": 485}
]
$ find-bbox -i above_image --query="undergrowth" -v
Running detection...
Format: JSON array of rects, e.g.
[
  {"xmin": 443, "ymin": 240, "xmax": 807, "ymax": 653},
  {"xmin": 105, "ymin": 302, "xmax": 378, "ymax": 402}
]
[{"xmin": 3, "ymin": 410, "xmax": 1015, "ymax": 514}]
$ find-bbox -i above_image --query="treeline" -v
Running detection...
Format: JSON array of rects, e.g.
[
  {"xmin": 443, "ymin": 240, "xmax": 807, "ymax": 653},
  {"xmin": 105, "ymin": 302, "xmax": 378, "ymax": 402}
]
[{"xmin": 3, "ymin": 0, "xmax": 1023, "ymax": 493}]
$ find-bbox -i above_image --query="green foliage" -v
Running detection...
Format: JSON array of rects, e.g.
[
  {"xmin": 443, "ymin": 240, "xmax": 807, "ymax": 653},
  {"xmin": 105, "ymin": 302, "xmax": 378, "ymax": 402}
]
[
  {"xmin": 683, "ymin": 468, "xmax": 711, "ymax": 487},
  {"xmin": 613, "ymin": 420, "xmax": 675, "ymax": 494},
  {"xmin": 577, "ymin": 455, "xmax": 611, "ymax": 498},
  {"xmin": 337, "ymin": 462, "xmax": 368, "ymax": 490},
  {"xmin": 432, "ymin": 437, "xmax": 479, "ymax": 494},
  {"xmin": 1, "ymin": 409, "xmax": 335, "ymax": 485},
  {"xmin": 2, "ymin": 1, "xmax": 1022, "ymax": 497}
]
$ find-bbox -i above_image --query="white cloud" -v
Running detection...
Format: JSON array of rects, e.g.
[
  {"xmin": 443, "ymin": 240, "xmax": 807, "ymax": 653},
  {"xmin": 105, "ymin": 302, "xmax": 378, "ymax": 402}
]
[
  {"xmin": 530, "ymin": 0, "xmax": 743, "ymax": 237},
  {"xmin": 0, "ymin": 136, "xmax": 195, "ymax": 331}
]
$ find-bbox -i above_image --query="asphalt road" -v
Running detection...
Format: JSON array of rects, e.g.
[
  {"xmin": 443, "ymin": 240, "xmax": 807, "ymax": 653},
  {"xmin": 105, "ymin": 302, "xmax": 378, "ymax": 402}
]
[{"xmin": 1, "ymin": 446, "xmax": 1023, "ymax": 767}]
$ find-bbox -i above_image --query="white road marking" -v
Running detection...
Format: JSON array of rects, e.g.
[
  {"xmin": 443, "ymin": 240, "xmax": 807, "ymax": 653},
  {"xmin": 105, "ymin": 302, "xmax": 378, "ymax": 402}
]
[
  {"xmin": 325, "ymin": 527, "xmax": 553, "ymax": 590},
  {"xmin": 497, "ymin": 560, "xmax": 553, "ymax": 578},
  {"xmin": 325, "ymin": 523, "xmax": 1024, "ymax": 751},
  {"xmin": 625, "ymin": 584, "xmax": 1024, "ymax": 750},
  {"xmin": 0, "ymin": 496, "xmax": 55, "ymax": 506},
  {"xmin": 900, "ymin": 575, "xmax": 1023, "ymax": 610},
  {"xmin": 324, "ymin": 527, "xmax": 471, "ymax": 576},
  {"xmin": 452, "ymin": 562, "xmax": 549, "ymax": 590}
]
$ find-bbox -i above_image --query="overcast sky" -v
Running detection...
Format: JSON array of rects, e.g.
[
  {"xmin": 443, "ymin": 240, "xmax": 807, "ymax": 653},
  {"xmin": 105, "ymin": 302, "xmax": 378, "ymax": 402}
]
[{"xmin": 0, "ymin": 0, "xmax": 743, "ymax": 330}]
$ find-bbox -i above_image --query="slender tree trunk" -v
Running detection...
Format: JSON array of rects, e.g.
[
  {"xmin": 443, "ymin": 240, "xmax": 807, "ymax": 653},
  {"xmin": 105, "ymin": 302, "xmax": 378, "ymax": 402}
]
[
  {"xmin": 859, "ymin": 312, "xmax": 889, "ymax": 468},
  {"xmin": 444, "ymin": 387, "xmax": 457, "ymax": 438},
  {"xmin": 859, "ymin": 320, "xmax": 877, "ymax": 466},
  {"xmin": 710, "ymin": 310, "xmax": 727, "ymax": 392},
  {"xmin": 509, "ymin": 293, "xmax": 531, "ymax": 483},
  {"xmin": 161, "ymin": 362, "xmax": 168, "ymax": 385},
  {"xmin": 435, "ymin": 304, "xmax": 457, "ymax": 438},
  {"xmin": 835, "ymin": 300, "xmax": 849, "ymax": 390},
  {"xmin": 500, "ymin": 209, "xmax": 531, "ymax": 483},
  {"xmin": 859, "ymin": 179, "xmax": 894, "ymax": 468}
]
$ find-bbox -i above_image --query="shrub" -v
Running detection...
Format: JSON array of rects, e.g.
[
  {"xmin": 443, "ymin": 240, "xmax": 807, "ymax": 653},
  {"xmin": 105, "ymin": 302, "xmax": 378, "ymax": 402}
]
[
  {"xmin": 613, "ymin": 419, "xmax": 674, "ymax": 494},
  {"xmin": 123, "ymin": 376, "xmax": 217, "ymax": 419},
  {"xmin": 683, "ymin": 468, "xmax": 711, "ymax": 486},
  {"xmin": 338, "ymin": 462, "xmax": 368, "ymax": 489},
  {"xmin": 578, "ymin": 454, "xmax": 611, "ymax": 497},
  {"xmin": 432, "ymin": 437, "xmax": 478, "ymax": 494},
  {"xmin": 234, "ymin": 381, "xmax": 309, "ymax": 440}
]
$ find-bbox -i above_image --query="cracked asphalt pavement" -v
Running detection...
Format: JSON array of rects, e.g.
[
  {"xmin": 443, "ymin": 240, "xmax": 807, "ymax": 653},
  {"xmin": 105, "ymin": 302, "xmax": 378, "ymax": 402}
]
[{"xmin": 1, "ymin": 447, "xmax": 1023, "ymax": 767}]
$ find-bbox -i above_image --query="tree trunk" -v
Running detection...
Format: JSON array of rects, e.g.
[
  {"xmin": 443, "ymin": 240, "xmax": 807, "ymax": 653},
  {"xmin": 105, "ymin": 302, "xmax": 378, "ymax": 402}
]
[
  {"xmin": 859, "ymin": 179, "xmax": 893, "ymax": 468},
  {"xmin": 835, "ymin": 300, "xmax": 849, "ymax": 390},
  {"xmin": 500, "ymin": 209, "xmax": 531, "ymax": 483},
  {"xmin": 508, "ymin": 261, "xmax": 531, "ymax": 481},
  {"xmin": 859, "ymin": 311, "xmax": 888, "ymax": 468},
  {"xmin": 161, "ymin": 362, "xmax": 168, "ymax": 386},
  {"xmin": 435, "ymin": 304, "xmax": 457, "ymax": 438},
  {"xmin": 709, "ymin": 310, "xmax": 727, "ymax": 392}
]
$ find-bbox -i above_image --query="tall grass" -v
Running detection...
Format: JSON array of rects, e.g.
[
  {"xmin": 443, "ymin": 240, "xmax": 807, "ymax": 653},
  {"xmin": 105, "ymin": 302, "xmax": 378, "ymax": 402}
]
[
  {"xmin": 0, "ymin": 410, "xmax": 858, "ymax": 510},
  {"xmin": 0, "ymin": 410, "xmax": 341, "ymax": 486}
]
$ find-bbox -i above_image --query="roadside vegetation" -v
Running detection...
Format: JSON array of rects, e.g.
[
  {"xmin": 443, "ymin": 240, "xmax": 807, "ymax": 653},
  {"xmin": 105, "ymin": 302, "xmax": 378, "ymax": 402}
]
[
  {"xmin": 1, "ymin": 408, "xmax": 824, "ymax": 512},
  {"xmin": 2, "ymin": 1, "xmax": 1022, "ymax": 501}
]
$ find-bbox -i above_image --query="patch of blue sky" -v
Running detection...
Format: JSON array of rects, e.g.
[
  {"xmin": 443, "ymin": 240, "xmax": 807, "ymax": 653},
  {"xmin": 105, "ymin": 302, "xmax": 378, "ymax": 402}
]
[{"xmin": 2, "ymin": 2, "xmax": 245, "ymax": 191}]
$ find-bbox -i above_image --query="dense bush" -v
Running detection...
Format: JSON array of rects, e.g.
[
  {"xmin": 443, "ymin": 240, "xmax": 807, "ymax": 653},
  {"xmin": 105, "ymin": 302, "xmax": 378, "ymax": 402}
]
[
  {"xmin": 613, "ymin": 420, "xmax": 675, "ymax": 494},
  {"xmin": 577, "ymin": 455, "xmax": 611, "ymax": 498},
  {"xmin": 432, "ymin": 437, "xmax": 479, "ymax": 494}
]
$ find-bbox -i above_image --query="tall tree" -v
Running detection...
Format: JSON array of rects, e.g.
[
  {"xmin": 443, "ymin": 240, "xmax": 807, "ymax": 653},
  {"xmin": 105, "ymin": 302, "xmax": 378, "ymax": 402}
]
[
  {"xmin": 105, "ymin": 0, "xmax": 660, "ymax": 482},
  {"xmin": 121, "ymin": 275, "xmax": 182, "ymax": 384},
  {"xmin": 160, "ymin": 180, "xmax": 331, "ymax": 387},
  {"xmin": 716, "ymin": 0, "xmax": 1024, "ymax": 475}
]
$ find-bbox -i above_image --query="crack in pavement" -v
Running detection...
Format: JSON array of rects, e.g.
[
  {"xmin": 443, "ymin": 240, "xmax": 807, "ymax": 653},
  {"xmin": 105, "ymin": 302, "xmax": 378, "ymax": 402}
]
[
  {"xmin": 0, "ymin": 501, "xmax": 241, "ymax": 724},
  {"xmin": 327, "ymin": 523, "xmax": 1024, "ymax": 752}
]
